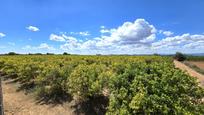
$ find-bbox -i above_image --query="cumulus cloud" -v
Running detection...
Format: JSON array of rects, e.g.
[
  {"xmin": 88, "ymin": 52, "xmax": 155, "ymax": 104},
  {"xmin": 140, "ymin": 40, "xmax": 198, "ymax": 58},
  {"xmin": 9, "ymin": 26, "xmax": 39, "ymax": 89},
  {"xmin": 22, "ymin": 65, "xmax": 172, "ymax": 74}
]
[
  {"xmin": 52, "ymin": 18, "xmax": 204, "ymax": 54},
  {"xmin": 50, "ymin": 34, "xmax": 66, "ymax": 42},
  {"xmin": 159, "ymin": 30, "xmax": 174, "ymax": 36},
  {"xmin": 60, "ymin": 35, "xmax": 81, "ymax": 51},
  {"xmin": 26, "ymin": 26, "xmax": 40, "ymax": 32},
  {"xmin": 0, "ymin": 32, "xmax": 6, "ymax": 38},
  {"xmin": 60, "ymin": 19, "xmax": 156, "ymax": 53},
  {"xmin": 163, "ymin": 31, "xmax": 174, "ymax": 36},
  {"xmin": 152, "ymin": 33, "xmax": 204, "ymax": 49},
  {"xmin": 96, "ymin": 19, "xmax": 156, "ymax": 47}
]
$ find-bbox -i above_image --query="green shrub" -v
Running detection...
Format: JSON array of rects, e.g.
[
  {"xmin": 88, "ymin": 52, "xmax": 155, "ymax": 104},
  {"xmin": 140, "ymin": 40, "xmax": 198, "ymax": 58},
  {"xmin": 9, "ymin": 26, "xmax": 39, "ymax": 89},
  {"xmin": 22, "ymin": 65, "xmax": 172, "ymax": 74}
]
[
  {"xmin": 35, "ymin": 68, "xmax": 68, "ymax": 100},
  {"xmin": 67, "ymin": 64, "xmax": 106, "ymax": 101}
]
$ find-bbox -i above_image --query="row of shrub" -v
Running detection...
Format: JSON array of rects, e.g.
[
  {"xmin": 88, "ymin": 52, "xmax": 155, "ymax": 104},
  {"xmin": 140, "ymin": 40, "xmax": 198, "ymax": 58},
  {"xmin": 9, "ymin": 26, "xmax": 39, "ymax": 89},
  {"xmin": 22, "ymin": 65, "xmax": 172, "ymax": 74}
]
[{"xmin": 0, "ymin": 55, "xmax": 204, "ymax": 114}]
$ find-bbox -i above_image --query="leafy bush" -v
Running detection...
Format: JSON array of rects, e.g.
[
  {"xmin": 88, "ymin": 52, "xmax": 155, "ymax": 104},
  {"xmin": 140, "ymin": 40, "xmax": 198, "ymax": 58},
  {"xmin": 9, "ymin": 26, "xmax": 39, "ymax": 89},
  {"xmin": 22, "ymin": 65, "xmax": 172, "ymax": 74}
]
[
  {"xmin": 17, "ymin": 64, "xmax": 42, "ymax": 89},
  {"xmin": 0, "ymin": 55, "xmax": 203, "ymax": 114},
  {"xmin": 67, "ymin": 64, "xmax": 106, "ymax": 101},
  {"xmin": 35, "ymin": 68, "xmax": 67, "ymax": 100},
  {"xmin": 107, "ymin": 62, "xmax": 204, "ymax": 114}
]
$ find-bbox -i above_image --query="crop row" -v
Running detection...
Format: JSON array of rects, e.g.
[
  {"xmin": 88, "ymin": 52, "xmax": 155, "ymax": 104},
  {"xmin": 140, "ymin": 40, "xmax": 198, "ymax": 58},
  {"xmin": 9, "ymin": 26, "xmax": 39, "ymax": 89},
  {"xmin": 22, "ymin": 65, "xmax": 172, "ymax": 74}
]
[{"xmin": 0, "ymin": 55, "xmax": 204, "ymax": 114}]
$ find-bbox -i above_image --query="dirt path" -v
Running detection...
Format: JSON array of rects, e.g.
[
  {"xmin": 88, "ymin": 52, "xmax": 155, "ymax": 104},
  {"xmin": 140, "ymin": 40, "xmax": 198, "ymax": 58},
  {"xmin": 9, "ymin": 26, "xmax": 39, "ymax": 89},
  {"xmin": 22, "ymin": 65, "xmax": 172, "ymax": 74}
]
[
  {"xmin": 2, "ymin": 79, "xmax": 74, "ymax": 115},
  {"xmin": 174, "ymin": 60, "xmax": 204, "ymax": 86}
]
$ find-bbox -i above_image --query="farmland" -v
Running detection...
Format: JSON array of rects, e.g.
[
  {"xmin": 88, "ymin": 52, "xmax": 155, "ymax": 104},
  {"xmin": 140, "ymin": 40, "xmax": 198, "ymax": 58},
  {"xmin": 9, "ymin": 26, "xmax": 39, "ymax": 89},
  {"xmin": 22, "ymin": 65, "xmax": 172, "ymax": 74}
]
[
  {"xmin": 0, "ymin": 55, "xmax": 204, "ymax": 114},
  {"xmin": 183, "ymin": 56, "xmax": 204, "ymax": 75},
  {"xmin": 188, "ymin": 61, "xmax": 204, "ymax": 70}
]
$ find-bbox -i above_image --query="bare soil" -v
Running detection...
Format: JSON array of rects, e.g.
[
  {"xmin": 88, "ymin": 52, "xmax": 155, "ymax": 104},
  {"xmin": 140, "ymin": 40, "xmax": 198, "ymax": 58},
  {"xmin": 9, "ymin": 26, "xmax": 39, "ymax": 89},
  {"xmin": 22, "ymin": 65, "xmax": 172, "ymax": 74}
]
[
  {"xmin": 187, "ymin": 61, "xmax": 204, "ymax": 70},
  {"xmin": 174, "ymin": 60, "xmax": 204, "ymax": 86},
  {"xmin": 2, "ymin": 79, "xmax": 74, "ymax": 115}
]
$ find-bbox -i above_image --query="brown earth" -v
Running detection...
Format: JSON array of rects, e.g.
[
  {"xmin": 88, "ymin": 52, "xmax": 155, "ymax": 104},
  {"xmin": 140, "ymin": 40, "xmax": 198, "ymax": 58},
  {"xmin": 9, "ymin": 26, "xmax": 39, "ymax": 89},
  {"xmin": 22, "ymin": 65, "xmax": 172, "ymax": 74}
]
[
  {"xmin": 187, "ymin": 61, "xmax": 204, "ymax": 70},
  {"xmin": 2, "ymin": 79, "xmax": 74, "ymax": 115},
  {"xmin": 174, "ymin": 60, "xmax": 204, "ymax": 86}
]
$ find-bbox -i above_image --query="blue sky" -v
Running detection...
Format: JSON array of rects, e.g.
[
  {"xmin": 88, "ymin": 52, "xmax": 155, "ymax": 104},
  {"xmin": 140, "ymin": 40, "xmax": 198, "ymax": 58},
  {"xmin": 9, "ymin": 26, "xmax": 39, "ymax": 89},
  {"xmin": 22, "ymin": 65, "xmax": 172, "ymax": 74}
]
[{"xmin": 0, "ymin": 0, "xmax": 204, "ymax": 54}]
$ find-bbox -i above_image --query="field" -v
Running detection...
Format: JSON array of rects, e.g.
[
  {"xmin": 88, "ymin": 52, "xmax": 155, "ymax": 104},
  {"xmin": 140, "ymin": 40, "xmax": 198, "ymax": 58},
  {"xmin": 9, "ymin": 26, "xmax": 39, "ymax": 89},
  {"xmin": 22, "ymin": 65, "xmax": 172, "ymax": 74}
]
[
  {"xmin": 184, "ymin": 56, "xmax": 204, "ymax": 75},
  {"xmin": 187, "ymin": 61, "xmax": 204, "ymax": 70},
  {"xmin": 0, "ymin": 55, "xmax": 204, "ymax": 114}
]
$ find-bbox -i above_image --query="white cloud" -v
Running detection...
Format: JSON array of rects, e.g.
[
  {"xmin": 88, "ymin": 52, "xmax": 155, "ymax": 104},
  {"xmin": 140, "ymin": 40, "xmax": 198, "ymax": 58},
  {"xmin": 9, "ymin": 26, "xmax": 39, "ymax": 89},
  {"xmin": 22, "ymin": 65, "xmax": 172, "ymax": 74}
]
[
  {"xmin": 70, "ymin": 31, "xmax": 90, "ymax": 36},
  {"xmin": 0, "ymin": 33, "xmax": 6, "ymax": 38},
  {"xmin": 26, "ymin": 26, "xmax": 40, "ymax": 32},
  {"xmin": 50, "ymin": 34, "xmax": 66, "ymax": 42},
  {"xmin": 62, "ymin": 34, "xmax": 78, "ymax": 43},
  {"xmin": 79, "ymin": 31, "xmax": 90, "ymax": 36},
  {"xmin": 163, "ymin": 31, "xmax": 174, "ymax": 36},
  {"xmin": 60, "ymin": 19, "xmax": 156, "ymax": 53},
  {"xmin": 100, "ymin": 29, "xmax": 116, "ymax": 34},
  {"xmin": 38, "ymin": 43, "xmax": 55, "ymax": 50},
  {"xmin": 51, "ymin": 19, "xmax": 204, "ymax": 54},
  {"xmin": 97, "ymin": 19, "xmax": 156, "ymax": 46},
  {"xmin": 152, "ymin": 33, "xmax": 204, "ymax": 49},
  {"xmin": 100, "ymin": 26, "xmax": 105, "ymax": 29},
  {"xmin": 159, "ymin": 30, "xmax": 174, "ymax": 36},
  {"xmin": 183, "ymin": 41, "xmax": 204, "ymax": 49},
  {"xmin": 60, "ymin": 35, "xmax": 80, "ymax": 51},
  {"xmin": 22, "ymin": 43, "xmax": 55, "ymax": 51}
]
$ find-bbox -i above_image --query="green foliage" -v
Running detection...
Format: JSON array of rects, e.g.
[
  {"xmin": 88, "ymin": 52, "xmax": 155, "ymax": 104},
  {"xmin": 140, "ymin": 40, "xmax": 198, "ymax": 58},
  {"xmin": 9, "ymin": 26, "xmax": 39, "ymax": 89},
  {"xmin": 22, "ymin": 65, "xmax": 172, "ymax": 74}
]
[
  {"xmin": 35, "ymin": 68, "xmax": 67, "ymax": 100},
  {"xmin": 174, "ymin": 52, "xmax": 186, "ymax": 61},
  {"xmin": 0, "ymin": 55, "xmax": 203, "ymax": 114},
  {"xmin": 7, "ymin": 52, "xmax": 18, "ymax": 55},
  {"xmin": 63, "ymin": 52, "xmax": 70, "ymax": 55},
  {"xmin": 46, "ymin": 53, "xmax": 54, "ymax": 55},
  {"xmin": 67, "ymin": 64, "xmax": 106, "ymax": 101},
  {"xmin": 186, "ymin": 56, "xmax": 204, "ymax": 61}
]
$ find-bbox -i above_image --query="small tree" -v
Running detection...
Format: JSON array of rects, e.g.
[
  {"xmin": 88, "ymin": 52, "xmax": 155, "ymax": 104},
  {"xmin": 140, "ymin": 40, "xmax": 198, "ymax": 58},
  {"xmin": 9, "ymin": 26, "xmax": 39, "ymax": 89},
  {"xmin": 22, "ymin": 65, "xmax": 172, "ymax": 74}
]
[
  {"xmin": 35, "ymin": 53, "xmax": 42, "ymax": 55},
  {"xmin": 7, "ymin": 52, "xmax": 17, "ymax": 55},
  {"xmin": 46, "ymin": 53, "xmax": 54, "ymax": 55},
  {"xmin": 153, "ymin": 53, "xmax": 160, "ymax": 56},
  {"xmin": 63, "ymin": 52, "xmax": 70, "ymax": 55},
  {"xmin": 174, "ymin": 52, "xmax": 186, "ymax": 61}
]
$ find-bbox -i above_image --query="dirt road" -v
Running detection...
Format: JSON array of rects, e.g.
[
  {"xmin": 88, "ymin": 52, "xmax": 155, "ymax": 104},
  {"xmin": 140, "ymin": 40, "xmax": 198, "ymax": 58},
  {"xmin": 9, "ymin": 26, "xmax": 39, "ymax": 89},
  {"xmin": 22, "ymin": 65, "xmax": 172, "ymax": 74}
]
[
  {"xmin": 174, "ymin": 60, "xmax": 204, "ymax": 86},
  {"xmin": 2, "ymin": 79, "xmax": 74, "ymax": 115}
]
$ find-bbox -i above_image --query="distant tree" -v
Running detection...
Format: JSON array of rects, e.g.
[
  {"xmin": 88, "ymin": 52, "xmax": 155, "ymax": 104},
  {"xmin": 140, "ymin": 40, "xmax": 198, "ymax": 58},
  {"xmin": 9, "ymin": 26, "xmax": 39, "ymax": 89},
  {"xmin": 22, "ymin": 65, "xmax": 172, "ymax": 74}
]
[
  {"xmin": 153, "ymin": 53, "xmax": 160, "ymax": 56},
  {"xmin": 63, "ymin": 52, "xmax": 70, "ymax": 55},
  {"xmin": 35, "ymin": 53, "xmax": 42, "ymax": 55},
  {"xmin": 7, "ymin": 52, "xmax": 17, "ymax": 55},
  {"xmin": 174, "ymin": 52, "xmax": 186, "ymax": 61},
  {"xmin": 46, "ymin": 53, "xmax": 54, "ymax": 55}
]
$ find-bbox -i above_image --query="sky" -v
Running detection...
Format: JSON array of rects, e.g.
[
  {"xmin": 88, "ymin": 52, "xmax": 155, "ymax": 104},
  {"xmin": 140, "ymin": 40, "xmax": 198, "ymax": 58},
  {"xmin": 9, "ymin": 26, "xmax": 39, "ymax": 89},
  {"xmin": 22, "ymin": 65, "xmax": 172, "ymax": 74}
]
[{"xmin": 0, "ymin": 0, "xmax": 204, "ymax": 54}]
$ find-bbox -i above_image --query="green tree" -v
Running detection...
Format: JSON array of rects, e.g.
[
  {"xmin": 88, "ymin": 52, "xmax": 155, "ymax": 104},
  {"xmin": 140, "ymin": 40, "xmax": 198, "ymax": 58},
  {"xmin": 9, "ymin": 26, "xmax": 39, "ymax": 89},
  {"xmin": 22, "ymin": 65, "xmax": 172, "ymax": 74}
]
[{"xmin": 174, "ymin": 52, "xmax": 186, "ymax": 61}]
